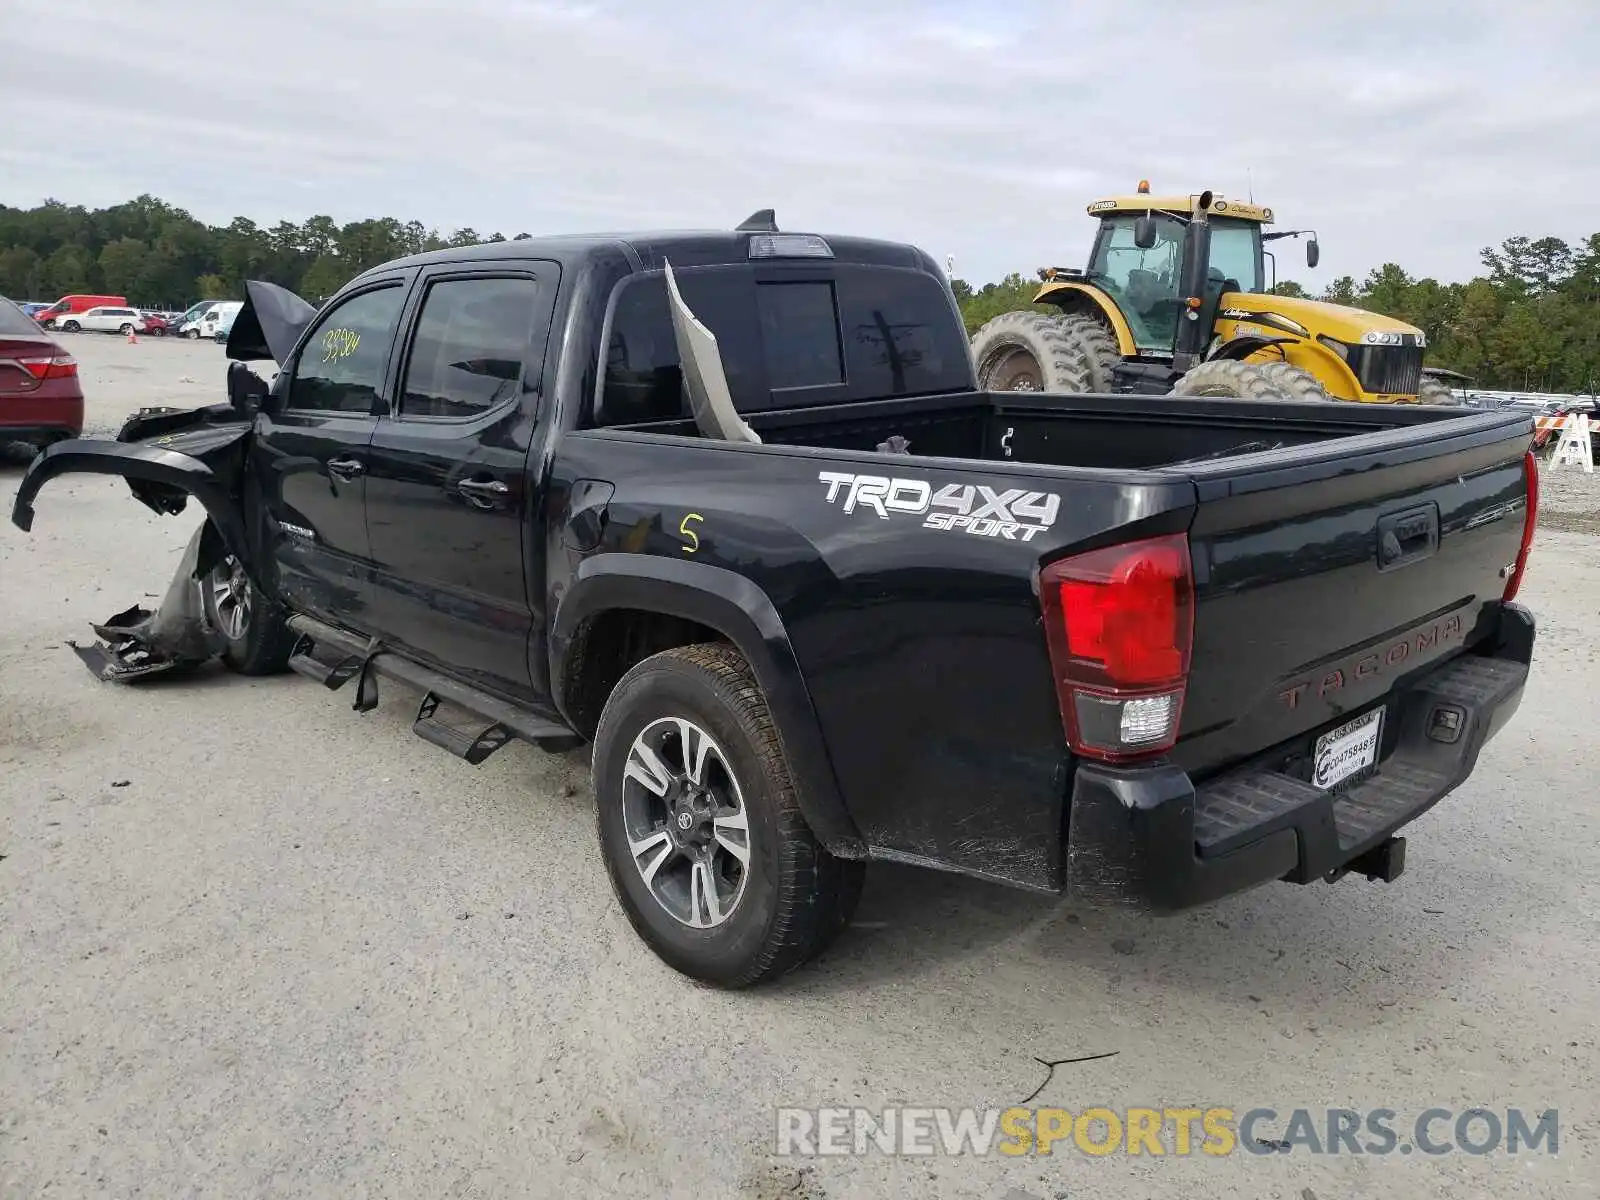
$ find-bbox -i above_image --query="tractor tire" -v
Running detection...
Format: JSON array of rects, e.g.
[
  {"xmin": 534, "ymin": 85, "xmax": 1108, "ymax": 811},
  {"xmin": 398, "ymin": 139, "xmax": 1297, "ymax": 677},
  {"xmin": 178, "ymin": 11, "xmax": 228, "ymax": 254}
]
[
  {"xmin": 1172, "ymin": 359, "xmax": 1330, "ymax": 402},
  {"xmin": 971, "ymin": 312, "xmax": 1096, "ymax": 393},
  {"xmin": 1051, "ymin": 314, "xmax": 1121, "ymax": 393},
  {"xmin": 1416, "ymin": 377, "xmax": 1461, "ymax": 406}
]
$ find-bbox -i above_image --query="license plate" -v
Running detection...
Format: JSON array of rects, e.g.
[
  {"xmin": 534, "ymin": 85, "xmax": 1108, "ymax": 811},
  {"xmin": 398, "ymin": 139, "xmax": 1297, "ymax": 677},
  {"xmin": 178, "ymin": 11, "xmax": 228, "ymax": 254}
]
[{"xmin": 1312, "ymin": 708, "xmax": 1384, "ymax": 790}]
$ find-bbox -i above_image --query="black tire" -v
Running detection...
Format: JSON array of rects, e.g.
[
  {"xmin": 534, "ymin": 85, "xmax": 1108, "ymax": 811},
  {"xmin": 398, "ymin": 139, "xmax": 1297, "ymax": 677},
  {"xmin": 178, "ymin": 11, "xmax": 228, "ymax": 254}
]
[
  {"xmin": 62, "ymin": 320, "xmax": 81, "ymax": 333},
  {"xmin": 1416, "ymin": 377, "xmax": 1460, "ymax": 405},
  {"xmin": 185, "ymin": 328, "xmax": 200, "ymax": 339},
  {"xmin": 593, "ymin": 643, "xmax": 864, "ymax": 987},
  {"xmin": 201, "ymin": 555, "xmax": 295, "ymax": 675},
  {"xmin": 971, "ymin": 311, "xmax": 1098, "ymax": 392},
  {"xmin": 119, "ymin": 323, "xmax": 135, "ymax": 335},
  {"xmin": 1050, "ymin": 313, "xmax": 1121, "ymax": 393},
  {"xmin": 1171, "ymin": 359, "xmax": 1329, "ymax": 401}
]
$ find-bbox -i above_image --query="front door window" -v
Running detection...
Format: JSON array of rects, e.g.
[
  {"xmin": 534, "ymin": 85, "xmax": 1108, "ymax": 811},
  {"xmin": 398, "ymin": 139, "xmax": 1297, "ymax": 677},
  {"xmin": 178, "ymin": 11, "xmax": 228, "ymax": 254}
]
[
  {"xmin": 1088, "ymin": 213, "xmax": 1186, "ymax": 352},
  {"xmin": 287, "ymin": 287, "xmax": 406, "ymax": 414}
]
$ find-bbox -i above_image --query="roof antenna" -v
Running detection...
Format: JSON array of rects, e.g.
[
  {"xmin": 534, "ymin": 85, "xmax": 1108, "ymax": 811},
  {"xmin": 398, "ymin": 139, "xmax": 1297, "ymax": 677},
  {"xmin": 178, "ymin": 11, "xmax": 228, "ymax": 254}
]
[
  {"xmin": 1247, "ymin": 168, "xmax": 1254, "ymax": 204},
  {"xmin": 736, "ymin": 208, "xmax": 778, "ymax": 232}
]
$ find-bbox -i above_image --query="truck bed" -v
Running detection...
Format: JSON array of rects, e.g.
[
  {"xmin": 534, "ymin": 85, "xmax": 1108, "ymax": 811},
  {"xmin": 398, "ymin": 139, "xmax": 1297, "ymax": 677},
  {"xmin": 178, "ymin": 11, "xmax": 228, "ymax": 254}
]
[
  {"xmin": 605, "ymin": 388, "xmax": 1483, "ymax": 471},
  {"xmin": 576, "ymin": 390, "xmax": 1534, "ymax": 891}
]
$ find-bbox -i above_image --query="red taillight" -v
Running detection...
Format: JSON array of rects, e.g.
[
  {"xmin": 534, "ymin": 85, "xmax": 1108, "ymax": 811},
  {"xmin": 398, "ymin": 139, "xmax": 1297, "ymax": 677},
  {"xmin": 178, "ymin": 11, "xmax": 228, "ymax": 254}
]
[
  {"xmin": 1040, "ymin": 533, "xmax": 1194, "ymax": 762},
  {"xmin": 18, "ymin": 354, "xmax": 78, "ymax": 380},
  {"xmin": 1502, "ymin": 449, "xmax": 1538, "ymax": 602}
]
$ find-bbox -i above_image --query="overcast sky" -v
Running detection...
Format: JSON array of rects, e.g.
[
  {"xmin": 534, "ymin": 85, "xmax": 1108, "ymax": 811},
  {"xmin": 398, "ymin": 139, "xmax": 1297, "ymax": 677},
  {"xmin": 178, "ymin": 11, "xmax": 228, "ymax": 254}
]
[{"xmin": 4, "ymin": 1, "xmax": 1595, "ymax": 288}]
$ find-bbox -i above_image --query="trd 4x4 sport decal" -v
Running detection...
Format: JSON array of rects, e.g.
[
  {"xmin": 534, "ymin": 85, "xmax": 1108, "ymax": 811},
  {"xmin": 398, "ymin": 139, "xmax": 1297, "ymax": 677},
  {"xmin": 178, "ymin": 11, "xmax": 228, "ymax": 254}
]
[{"xmin": 817, "ymin": 471, "xmax": 1060, "ymax": 541}]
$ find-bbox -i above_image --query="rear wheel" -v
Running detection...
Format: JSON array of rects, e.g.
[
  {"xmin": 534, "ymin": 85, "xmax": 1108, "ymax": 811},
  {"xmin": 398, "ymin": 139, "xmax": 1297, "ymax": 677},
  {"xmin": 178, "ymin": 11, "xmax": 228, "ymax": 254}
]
[
  {"xmin": 1050, "ymin": 314, "xmax": 1121, "ymax": 393},
  {"xmin": 971, "ymin": 311, "xmax": 1097, "ymax": 393},
  {"xmin": 593, "ymin": 643, "xmax": 864, "ymax": 987},
  {"xmin": 1172, "ymin": 359, "xmax": 1330, "ymax": 402},
  {"xmin": 202, "ymin": 555, "xmax": 295, "ymax": 675}
]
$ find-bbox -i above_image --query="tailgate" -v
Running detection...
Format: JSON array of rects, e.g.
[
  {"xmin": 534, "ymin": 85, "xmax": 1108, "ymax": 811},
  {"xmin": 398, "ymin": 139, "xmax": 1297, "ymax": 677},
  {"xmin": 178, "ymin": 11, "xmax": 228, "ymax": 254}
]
[{"xmin": 1171, "ymin": 411, "xmax": 1533, "ymax": 778}]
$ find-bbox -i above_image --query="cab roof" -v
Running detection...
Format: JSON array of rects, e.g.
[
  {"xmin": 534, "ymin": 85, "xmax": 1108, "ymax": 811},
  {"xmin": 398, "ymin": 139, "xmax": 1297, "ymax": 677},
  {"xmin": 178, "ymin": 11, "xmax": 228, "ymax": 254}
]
[
  {"xmin": 1086, "ymin": 195, "xmax": 1275, "ymax": 224},
  {"xmin": 360, "ymin": 227, "xmax": 938, "ymax": 280}
]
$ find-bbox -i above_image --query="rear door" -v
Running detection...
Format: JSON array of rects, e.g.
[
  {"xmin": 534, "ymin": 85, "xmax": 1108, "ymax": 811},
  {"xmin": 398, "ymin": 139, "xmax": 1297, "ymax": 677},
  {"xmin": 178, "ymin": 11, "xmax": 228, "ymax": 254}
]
[
  {"xmin": 362, "ymin": 261, "xmax": 559, "ymax": 700},
  {"xmin": 251, "ymin": 276, "xmax": 412, "ymax": 626},
  {"xmin": 1174, "ymin": 416, "xmax": 1532, "ymax": 778}
]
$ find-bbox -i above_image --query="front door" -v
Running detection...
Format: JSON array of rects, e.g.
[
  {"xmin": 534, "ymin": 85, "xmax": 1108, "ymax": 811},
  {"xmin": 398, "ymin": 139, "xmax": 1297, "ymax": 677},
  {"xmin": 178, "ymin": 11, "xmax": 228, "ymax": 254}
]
[
  {"xmin": 251, "ymin": 278, "xmax": 411, "ymax": 626},
  {"xmin": 363, "ymin": 264, "xmax": 558, "ymax": 701}
]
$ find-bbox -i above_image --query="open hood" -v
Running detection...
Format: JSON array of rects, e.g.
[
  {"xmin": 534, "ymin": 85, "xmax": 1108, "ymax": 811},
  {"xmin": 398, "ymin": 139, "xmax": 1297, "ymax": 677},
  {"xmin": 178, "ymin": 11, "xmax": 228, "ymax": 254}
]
[{"xmin": 225, "ymin": 280, "xmax": 318, "ymax": 364}]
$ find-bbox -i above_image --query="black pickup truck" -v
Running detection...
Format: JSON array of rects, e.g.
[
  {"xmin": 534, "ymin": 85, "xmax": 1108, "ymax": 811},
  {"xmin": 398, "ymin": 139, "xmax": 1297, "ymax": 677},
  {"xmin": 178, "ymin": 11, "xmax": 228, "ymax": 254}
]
[{"xmin": 12, "ymin": 214, "xmax": 1538, "ymax": 987}]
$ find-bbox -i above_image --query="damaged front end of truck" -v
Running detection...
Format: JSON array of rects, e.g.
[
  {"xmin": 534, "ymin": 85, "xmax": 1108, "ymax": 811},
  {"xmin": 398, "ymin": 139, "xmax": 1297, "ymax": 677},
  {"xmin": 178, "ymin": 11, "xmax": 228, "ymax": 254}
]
[{"xmin": 9, "ymin": 281, "xmax": 316, "ymax": 681}]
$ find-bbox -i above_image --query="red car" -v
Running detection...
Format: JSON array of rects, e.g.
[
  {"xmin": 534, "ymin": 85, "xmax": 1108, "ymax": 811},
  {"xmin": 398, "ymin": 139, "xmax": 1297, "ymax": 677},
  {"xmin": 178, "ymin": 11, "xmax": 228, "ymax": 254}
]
[
  {"xmin": 139, "ymin": 311, "xmax": 173, "ymax": 336},
  {"xmin": 0, "ymin": 296, "xmax": 83, "ymax": 451}
]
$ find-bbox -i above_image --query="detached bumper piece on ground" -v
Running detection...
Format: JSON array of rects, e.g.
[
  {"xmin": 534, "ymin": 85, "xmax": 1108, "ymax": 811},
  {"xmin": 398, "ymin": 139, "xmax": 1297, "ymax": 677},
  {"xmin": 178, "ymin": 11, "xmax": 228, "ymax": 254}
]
[{"xmin": 69, "ymin": 524, "xmax": 227, "ymax": 682}]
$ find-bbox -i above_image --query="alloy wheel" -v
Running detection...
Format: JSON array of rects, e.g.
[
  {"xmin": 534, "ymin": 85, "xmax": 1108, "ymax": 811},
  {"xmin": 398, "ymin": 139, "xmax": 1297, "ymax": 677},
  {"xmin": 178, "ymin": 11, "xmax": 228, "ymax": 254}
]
[
  {"xmin": 209, "ymin": 556, "xmax": 252, "ymax": 641},
  {"xmin": 620, "ymin": 716, "xmax": 751, "ymax": 928}
]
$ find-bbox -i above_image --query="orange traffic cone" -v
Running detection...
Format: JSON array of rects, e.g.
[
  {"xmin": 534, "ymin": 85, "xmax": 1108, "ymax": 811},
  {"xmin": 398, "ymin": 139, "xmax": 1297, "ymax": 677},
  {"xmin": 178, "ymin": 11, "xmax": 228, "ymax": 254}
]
[{"xmin": 126, "ymin": 326, "xmax": 138, "ymax": 344}]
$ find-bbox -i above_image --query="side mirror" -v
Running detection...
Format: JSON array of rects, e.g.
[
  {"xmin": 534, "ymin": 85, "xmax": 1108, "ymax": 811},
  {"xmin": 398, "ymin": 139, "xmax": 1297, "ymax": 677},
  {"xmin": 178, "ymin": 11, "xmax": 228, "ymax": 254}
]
[
  {"xmin": 226, "ymin": 360, "xmax": 269, "ymax": 417},
  {"xmin": 1306, "ymin": 238, "xmax": 1321, "ymax": 270},
  {"xmin": 1133, "ymin": 215, "xmax": 1158, "ymax": 250}
]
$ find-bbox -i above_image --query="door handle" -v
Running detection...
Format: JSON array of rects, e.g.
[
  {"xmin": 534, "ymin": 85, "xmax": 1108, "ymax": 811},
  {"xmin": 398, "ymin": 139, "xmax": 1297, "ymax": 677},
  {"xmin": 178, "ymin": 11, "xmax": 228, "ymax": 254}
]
[
  {"xmin": 457, "ymin": 477, "xmax": 510, "ymax": 509},
  {"xmin": 326, "ymin": 457, "xmax": 366, "ymax": 481}
]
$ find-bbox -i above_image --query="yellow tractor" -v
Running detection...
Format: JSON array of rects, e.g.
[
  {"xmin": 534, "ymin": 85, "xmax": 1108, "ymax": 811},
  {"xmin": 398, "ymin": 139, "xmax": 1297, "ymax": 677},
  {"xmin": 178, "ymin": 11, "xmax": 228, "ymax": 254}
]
[{"xmin": 970, "ymin": 182, "xmax": 1456, "ymax": 404}]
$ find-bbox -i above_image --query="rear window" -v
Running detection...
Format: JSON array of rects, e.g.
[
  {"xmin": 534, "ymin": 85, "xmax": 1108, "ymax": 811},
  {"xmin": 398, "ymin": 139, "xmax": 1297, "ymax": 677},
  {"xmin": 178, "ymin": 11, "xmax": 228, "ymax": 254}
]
[
  {"xmin": 756, "ymin": 281, "xmax": 843, "ymax": 390},
  {"xmin": 597, "ymin": 264, "xmax": 968, "ymax": 425},
  {"xmin": 838, "ymin": 268, "xmax": 961, "ymax": 398},
  {"xmin": 0, "ymin": 297, "xmax": 42, "ymax": 336}
]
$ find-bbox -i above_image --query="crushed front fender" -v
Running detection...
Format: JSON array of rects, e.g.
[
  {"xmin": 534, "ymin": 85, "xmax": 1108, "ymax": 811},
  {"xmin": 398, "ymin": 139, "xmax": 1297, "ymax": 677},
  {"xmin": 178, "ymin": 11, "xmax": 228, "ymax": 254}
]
[{"xmin": 11, "ymin": 425, "xmax": 255, "ymax": 575}]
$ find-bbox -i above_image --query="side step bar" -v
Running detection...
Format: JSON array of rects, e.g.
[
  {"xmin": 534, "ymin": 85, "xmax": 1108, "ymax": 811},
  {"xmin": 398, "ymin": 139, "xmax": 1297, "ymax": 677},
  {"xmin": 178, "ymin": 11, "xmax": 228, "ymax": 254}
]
[{"xmin": 286, "ymin": 613, "xmax": 582, "ymax": 762}]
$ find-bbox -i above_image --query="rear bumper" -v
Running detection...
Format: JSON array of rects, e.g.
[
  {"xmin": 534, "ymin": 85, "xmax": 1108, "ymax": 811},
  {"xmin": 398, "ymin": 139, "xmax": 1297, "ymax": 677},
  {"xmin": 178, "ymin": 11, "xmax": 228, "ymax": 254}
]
[
  {"xmin": 1064, "ymin": 603, "xmax": 1535, "ymax": 911},
  {"xmin": 0, "ymin": 382, "xmax": 84, "ymax": 442}
]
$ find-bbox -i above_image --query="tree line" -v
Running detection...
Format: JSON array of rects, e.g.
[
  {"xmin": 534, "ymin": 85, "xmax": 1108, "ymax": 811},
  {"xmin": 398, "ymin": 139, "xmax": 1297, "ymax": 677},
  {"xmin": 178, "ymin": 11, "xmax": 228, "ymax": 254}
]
[
  {"xmin": 955, "ymin": 233, "xmax": 1600, "ymax": 395},
  {"xmin": 2, "ymin": 194, "xmax": 1595, "ymax": 394},
  {"xmin": 0, "ymin": 194, "xmax": 532, "ymax": 313}
]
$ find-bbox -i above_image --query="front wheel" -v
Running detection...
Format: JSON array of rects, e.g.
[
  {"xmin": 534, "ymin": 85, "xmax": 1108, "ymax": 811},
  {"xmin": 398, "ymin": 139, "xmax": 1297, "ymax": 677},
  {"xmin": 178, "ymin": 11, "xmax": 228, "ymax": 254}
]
[
  {"xmin": 186, "ymin": 328, "xmax": 200, "ymax": 339},
  {"xmin": 593, "ymin": 644, "xmax": 864, "ymax": 987},
  {"xmin": 201, "ymin": 555, "xmax": 295, "ymax": 675},
  {"xmin": 119, "ymin": 323, "xmax": 136, "ymax": 335},
  {"xmin": 62, "ymin": 320, "xmax": 81, "ymax": 333},
  {"xmin": 1171, "ymin": 359, "xmax": 1330, "ymax": 401}
]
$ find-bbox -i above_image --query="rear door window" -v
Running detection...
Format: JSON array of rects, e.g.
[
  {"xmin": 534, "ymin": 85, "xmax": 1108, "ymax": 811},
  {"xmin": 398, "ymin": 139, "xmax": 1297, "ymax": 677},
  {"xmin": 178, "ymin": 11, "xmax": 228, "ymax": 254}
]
[{"xmin": 398, "ymin": 276, "xmax": 546, "ymax": 419}]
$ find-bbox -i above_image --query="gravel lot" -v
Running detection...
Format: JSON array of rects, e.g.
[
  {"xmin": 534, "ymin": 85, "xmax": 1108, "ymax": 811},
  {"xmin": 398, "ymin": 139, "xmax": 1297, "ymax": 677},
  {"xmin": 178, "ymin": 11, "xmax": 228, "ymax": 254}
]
[{"xmin": 3, "ymin": 333, "xmax": 1598, "ymax": 1199}]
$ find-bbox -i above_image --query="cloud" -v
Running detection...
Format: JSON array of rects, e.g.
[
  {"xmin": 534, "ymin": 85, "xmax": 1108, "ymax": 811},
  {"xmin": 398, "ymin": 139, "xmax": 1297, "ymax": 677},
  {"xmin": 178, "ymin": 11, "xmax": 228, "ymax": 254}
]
[{"xmin": 3, "ymin": 1, "xmax": 1593, "ymax": 287}]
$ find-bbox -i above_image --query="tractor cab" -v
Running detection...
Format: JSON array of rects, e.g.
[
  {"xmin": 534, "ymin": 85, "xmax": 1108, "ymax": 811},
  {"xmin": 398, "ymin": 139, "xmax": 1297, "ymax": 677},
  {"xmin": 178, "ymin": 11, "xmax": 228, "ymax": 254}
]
[{"xmin": 1081, "ymin": 184, "xmax": 1294, "ymax": 361}]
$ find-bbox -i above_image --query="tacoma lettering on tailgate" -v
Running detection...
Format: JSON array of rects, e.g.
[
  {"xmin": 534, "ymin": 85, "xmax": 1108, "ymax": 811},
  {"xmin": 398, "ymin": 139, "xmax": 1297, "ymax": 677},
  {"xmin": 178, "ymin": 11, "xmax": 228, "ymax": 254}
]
[{"xmin": 1278, "ymin": 614, "xmax": 1465, "ymax": 710}]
